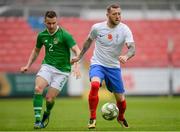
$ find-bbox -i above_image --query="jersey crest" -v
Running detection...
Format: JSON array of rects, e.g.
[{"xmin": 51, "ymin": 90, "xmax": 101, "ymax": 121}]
[
  {"xmin": 53, "ymin": 37, "xmax": 58, "ymax": 44},
  {"xmin": 107, "ymin": 34, "xmax": 113, "ymax": 40}
]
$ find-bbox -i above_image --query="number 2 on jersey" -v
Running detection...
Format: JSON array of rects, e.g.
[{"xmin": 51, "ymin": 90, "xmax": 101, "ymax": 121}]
[{"xmin": 49, "ymin": 43, "xmax": 53, "ymax": 51}]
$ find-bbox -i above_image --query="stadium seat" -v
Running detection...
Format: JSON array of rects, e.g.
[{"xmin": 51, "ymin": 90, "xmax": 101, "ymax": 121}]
[{"xmin": 0, "ymin": 17, "xmax": 180, "ymax": 72}]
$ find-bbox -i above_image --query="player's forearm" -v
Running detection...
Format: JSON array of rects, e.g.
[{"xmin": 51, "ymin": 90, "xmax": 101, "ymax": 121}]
[
  {"xmin": 79, "ymin": 37, "xmax": 93, "ymax": 59},
  {"xmin": 125, "ymin": 43, "xmax": 136, "ymax": 60},
  {"xmin": 26, "ymin": 48, "xmax": 39, "ymax": 68},
  {"xmin": 72, "ymin": 45, "xmax": 81, "ymax": 57}
]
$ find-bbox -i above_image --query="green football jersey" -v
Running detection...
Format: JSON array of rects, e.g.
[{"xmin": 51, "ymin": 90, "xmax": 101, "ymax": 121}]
[{"xmin": 36, "ymin": 27, "xmax": 76, "ymax": 72}]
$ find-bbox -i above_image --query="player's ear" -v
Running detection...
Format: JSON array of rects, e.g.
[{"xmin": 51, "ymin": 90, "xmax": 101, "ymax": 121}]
[
  {"xmin": 44, "ymin": 19, "xmax": 46, "ymax": 24},
  {"xmin": 106, "ymin": 13, "xmax": 108, "ymax": 18},
  {"xmin": 44, "ymin": 17, "xmax": 46, "ymax": 22}
]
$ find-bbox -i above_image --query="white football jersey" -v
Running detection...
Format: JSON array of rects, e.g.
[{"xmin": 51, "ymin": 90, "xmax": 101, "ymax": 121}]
[{"xmin": 89, "ymin": 21, "xmax": 134, "ymax": 68}]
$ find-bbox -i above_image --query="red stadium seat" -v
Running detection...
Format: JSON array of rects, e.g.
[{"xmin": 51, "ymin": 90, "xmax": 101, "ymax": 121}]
[{"xmin": 0, "ymin": 17, "xmax": 180, "ymax": 72}]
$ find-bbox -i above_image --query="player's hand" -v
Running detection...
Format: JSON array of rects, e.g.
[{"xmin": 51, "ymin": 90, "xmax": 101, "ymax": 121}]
[
  {"xmin": 20, "ymin": 66, "xmax": 29, "ymax": 73},
  {"xmin": 72, "ymin": 62, "xmax": 81, "ymax": 79},
  {"xmin": 119, "ymin": 55, "xmax": 128, "ymax": 64},
  {"xmin": 71, "ymin": 56, "xmax": 80, "ymax": 65}
]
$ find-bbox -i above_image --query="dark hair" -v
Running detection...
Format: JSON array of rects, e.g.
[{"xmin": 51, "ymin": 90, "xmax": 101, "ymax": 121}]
[
  {"xmin": 45, "ymin": 10, "xmax": 57, "ymax": 19},
  {"xmin": 106, "ymin": 3, "xmax": 120, "ymax": 13}
]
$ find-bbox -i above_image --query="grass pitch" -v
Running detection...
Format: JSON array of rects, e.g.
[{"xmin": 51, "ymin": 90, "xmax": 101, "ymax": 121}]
[{"xmin": 0, "ymin": 96, "xmax": 180, "ymax": 131}]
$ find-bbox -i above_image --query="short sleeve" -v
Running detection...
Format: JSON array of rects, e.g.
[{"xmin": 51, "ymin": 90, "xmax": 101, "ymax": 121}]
[
  {"xmin": 36, "ymin": 34, "xmax": 43, "ymax": 49},
  {"xmin": 124, "ymin": 26, "xmax": 134, "ymax": 46},
  {"xmin": 88, "ymin": 24, "xmax": 98, "ymax": 40},
  {"xmin": 63, "ymin": 30, "xmax": 76, "ymax": 48}
]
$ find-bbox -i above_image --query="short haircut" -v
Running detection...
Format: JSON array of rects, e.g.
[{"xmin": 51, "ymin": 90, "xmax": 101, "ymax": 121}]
[
  {"xmin": 45, "ymin": 10, "xmax": 57, "ymax": 19},
  {"xmin": 106, "ymin": 3, "xmax": 120, "ymax": 13}
]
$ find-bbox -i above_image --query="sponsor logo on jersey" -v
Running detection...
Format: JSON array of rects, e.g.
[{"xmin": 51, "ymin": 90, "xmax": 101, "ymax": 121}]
[{"xmin": 99, "ymin": 34, "xmax": 106, "ymax": 37}]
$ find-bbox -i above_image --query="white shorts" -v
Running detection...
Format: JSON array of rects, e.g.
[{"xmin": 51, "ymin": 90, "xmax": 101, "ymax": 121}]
[{"xmin": 37, "ymin": 64, "xmax": 69, "ymax": 91}]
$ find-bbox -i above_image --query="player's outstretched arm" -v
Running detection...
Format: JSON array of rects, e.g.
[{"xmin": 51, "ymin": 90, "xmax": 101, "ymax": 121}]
[
  {"xmin": 72, "ymin": 62, "xmax": 81, "ymax": 79},
  {"xmin": 79, "ymin": 37, "xmax": 93, "ymax": 60},
  {"xmin": 20, "ymin": 47, "xmax": 41, "ymax": 73},
  {"xmin": 71, "ymin": 37, "xmax": 93, "ymax": 64},
  {"xmin": 71, "ymin": 45, "xmax": 81, "ymax": 79}
]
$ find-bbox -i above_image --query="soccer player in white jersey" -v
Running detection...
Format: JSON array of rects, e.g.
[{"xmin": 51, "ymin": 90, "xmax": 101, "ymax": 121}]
[{"xmin": 71, "ymin": 3, "xmax": 135, "ymax": 129}]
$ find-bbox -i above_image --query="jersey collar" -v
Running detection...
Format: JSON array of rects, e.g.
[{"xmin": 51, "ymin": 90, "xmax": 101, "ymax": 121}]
[{"xmin": 47, "ymin": 26, "xmax": 59, "ymax": 36}]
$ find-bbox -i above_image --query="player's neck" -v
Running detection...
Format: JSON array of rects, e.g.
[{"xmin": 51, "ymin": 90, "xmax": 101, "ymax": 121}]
[
  {"xmin": 107, "ymin": 21, "xmax": 117, "ymax": 29},
  {"xmin": 48, "ymin": 26, "xmax": 59, "ymax": 35}
]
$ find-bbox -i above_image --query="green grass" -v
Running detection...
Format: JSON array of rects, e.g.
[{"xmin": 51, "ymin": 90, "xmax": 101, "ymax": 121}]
[{"xmin": 0, "ymin": 97, "xmax": 180, "ymax": 131}]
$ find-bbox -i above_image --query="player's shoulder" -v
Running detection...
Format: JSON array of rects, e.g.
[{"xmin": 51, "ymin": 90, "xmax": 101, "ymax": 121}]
[
  {"xmin": 37, "ymin": 29, "xmax": 47, "ymax": 37},
  {"xmin": 118, "ymin": 22, "xmax": 132, "ymax": 32},
  {"xmin": 59, "ymin": 27, "xmax": 73, "ymax": 37},
  {"xmin": 119, "ymin": 22, "xmax": 131, "ymax": 29},
  {"xmin": 92, "ymin": 21, "xmax": 107, "ymax": 29},
  {"xmin": 59, "ymin": 27, "xmax": 67, "ymax": 33}
]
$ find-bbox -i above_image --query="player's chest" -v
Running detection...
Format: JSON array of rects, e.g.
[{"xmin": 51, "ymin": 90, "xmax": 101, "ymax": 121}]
[
  {"xmin": 97, "ymin": 29, "xmax": 125, "ymax": 46},
  {"xmin": 42, "ymin": 35, "xmax": 63, "ymax": 47}
]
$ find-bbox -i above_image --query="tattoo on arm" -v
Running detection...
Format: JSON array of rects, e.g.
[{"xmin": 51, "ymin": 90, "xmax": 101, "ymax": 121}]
[
  {"xmin": 79, "ymin": 37, "xmax": 93, "ymax": 59},
  {"xmin": 126, "ymin": 42, "xmax": 136, "ymax": 60}
]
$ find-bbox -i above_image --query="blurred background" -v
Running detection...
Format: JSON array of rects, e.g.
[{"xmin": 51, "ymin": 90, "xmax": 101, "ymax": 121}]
[{"xmin": 0, "ymin": 0, "xmax": 180, "ymax": 98}]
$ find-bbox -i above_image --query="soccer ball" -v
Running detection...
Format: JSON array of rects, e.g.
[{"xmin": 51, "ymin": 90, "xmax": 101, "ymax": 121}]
[{"xmin": 101, "ymin": 102, "xmax": 119, "ymax": 121}]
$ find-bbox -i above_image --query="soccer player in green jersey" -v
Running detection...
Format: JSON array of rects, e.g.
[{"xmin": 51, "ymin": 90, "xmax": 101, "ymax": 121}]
[{"xmin": 20, "ymin": 10, "xmax": 81, "ymax": 129}]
